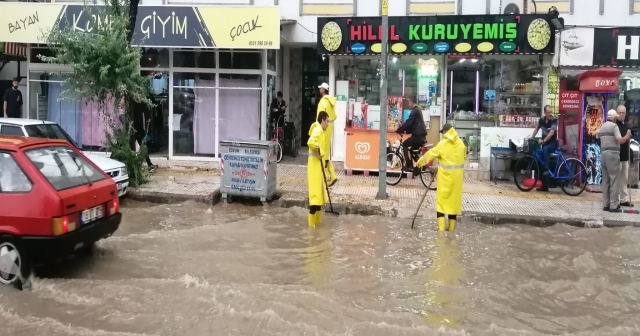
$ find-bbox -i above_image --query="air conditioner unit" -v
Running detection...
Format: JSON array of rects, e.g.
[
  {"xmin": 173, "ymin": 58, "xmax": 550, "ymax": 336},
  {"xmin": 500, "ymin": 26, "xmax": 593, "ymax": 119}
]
[{"xmin": 503, "ymin": 3, "xmax": 521, "ymax": 14}]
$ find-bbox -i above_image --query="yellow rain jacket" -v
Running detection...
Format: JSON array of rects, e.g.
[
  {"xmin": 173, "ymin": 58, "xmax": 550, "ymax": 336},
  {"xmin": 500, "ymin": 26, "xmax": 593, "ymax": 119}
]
[
  {"xmin": 424, "ymin": 234, "xmax": 463, "ymax": 328},
  {"xmin": 421, "ymin": 128, "xmax": 465, "ymax": 215},
  {"xmin": 316, "ymin": 95, "xmax": 337, "ymax": 154},
  {"xmin": 307, "ymin": 122, "xmax": 326, "ymax": 206}
]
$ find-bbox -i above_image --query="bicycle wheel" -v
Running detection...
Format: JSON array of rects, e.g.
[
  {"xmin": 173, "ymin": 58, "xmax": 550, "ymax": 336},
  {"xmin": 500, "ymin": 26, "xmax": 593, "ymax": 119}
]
[
  {"xmin": 276, "ymin": 141, "xmax": 283, "ymax": 163},
  {"xmin": 419, "ymin": 165, "xmax": 437, "ymax": 190},
  {"xmin": 385, "ymin": 152, "xmax": 404, "ymax": 186},
  {"xmin": 514, "ymin": 155, "xmax": 539, "ymax": 192},
  {"xmin": 557, "ymin": 158, "xmax": 587, "ymax": 196}
]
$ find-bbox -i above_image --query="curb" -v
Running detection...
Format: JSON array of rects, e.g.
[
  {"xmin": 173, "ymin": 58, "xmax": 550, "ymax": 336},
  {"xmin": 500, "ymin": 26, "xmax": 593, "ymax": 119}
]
[
  {"xmin": 126, "ymin": 190, "xmax": 638, "ymax": 228},
  {"xmin": 127, "ymin": 189, "xmax": 221, "ymax": 205}
]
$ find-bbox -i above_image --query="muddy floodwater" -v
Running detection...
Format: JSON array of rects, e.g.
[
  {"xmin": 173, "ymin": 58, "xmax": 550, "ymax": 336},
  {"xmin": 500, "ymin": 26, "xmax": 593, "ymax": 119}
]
[{"xmin": 1, "ymin": 200, "xmax": 639, "ymax": 336}]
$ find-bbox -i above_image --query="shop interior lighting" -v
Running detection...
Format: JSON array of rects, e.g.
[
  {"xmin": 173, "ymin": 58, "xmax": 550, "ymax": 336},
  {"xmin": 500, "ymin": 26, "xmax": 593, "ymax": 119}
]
[
  {"xmin": 459, "ymin": 58, "xmax": 467, "ymax": 63},
  {"xmin": 471, "ymin": 59, "xmax": 478, "ymax": 63},
  {"xmin": 393, "ymin": 57, "xmax": 398, "ymax": 63}
]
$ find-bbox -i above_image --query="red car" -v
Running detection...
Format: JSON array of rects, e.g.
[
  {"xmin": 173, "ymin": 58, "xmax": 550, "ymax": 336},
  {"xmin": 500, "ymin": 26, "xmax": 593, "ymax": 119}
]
[{"xmin": 0, "ymin": 136, "xmax": 122, "ymax": 289}]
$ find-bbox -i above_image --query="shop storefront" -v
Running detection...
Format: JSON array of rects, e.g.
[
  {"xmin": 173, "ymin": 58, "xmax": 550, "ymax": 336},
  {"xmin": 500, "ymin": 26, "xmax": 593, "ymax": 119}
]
[
  {"xmin": 317, "ymin": 14, "xmax": 557, "ymax": 173},
  {"xmin": 558, "ymin": 27, "xmax": 640, "ymax": 186},
  {"xmin": 0, "ymin": 3, "xmax": 280, "ymax": 161}
]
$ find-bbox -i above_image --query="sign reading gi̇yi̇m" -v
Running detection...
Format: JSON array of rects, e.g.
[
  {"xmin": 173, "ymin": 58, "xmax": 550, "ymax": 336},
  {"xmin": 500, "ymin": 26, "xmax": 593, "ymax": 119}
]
[
  {"xmin": 224, "ymin": 147, "xmax": 264, "ymax": 191},
  {"xmin": 559, "ymin": 91, "xmax": 580, "ymax": 110}
]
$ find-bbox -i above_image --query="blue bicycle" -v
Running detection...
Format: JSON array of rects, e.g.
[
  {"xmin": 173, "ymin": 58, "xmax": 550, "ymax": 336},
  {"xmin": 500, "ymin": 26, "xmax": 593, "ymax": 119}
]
[{"xmin": 514, "ymin": 145, "xmax": 587, "ymax": 196}]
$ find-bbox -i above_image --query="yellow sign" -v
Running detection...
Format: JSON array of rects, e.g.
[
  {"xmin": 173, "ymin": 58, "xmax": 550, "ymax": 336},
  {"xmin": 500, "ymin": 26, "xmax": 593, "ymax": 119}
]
[
  {"xmin": 382, "ymin": 0, "xmax": 388, "ymax": 16},
  {"xmin": 0, "ymin": 3, "xmax": 280, "ymax": 49}
]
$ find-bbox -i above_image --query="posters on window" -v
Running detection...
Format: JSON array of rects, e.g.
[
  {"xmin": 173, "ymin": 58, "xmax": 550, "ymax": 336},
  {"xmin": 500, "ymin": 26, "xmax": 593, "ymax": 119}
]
[{"xmin": 583, "ymin": 94, "xmax": 604, "ymax": 185}]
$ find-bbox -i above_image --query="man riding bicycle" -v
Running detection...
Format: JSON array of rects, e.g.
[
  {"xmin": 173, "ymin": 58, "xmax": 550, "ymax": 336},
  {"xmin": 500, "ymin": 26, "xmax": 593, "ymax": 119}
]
[
  {"xmin": 396, "ymin": 95, "xmax": 427, "ymax": 172},
  {"xmin": 529, "ymin": 105, "xmax": 557, "ymax": 192}
]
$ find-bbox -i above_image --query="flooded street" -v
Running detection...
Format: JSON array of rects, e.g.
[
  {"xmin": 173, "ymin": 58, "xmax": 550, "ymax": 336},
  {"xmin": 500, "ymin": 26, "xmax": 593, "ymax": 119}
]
[{"xmin": 1, "ymin": 200, "xmax": 639, "ymax": 336}]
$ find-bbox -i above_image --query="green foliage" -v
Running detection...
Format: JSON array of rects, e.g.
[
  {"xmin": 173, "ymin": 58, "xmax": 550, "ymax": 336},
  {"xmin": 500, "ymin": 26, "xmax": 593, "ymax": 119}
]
[{"xmin": 39, "ymin": 0, "xmax": 152, "ymax": 187}]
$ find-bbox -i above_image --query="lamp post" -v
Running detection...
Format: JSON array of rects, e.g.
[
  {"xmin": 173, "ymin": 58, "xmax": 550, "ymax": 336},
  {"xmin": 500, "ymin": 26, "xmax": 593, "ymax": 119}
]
[{"xmin": 377, "ymin": 0, "xmax": 389, "ymax": 199}]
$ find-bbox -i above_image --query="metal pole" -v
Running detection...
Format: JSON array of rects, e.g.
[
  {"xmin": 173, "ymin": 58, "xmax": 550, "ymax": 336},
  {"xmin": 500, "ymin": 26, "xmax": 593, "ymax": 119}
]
[{"xmin": 377, "ymin": 0, "xmax": 389, "ymax": 199}]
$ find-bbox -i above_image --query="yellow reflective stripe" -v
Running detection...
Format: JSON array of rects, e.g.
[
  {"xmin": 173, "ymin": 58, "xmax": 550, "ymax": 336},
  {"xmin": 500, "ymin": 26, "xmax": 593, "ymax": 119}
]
[{"xmin": 438, "ymin": 163, "xmax": 464, "ymax": 170}]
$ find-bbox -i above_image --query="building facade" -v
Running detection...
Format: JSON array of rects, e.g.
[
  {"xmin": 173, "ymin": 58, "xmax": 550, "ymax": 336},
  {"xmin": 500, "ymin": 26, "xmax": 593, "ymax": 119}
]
[{"xmin": 0, "ymin": 0, "xmax": 639, "ymax": 163}]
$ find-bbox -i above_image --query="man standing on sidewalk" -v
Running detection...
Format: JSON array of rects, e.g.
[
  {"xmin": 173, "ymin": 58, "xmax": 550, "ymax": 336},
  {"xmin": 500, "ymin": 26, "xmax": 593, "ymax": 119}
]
[
  {"xmin": 597, "ymin": 109, "xmax": 627, "ymax": 213},
  {"xmin": 317, "ymin": 83, "xmax": 337, "ymax": 186},
  {"xmin": 530, "ymin": 105, "xmax": 557, "ymax": 192},
  {"xmin": 3, "ymin": 77, "xmax": 22, "ymax": 118},
  {"xmin": 616, "ymin": 105, "xmax": 634, "ymax": 207}
]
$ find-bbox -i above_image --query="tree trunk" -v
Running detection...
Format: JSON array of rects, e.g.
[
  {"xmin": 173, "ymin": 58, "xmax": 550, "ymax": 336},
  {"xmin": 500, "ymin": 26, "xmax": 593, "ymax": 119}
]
[{"xmin": 127, "ymin": 0, "xmax": 140, "ymax": 43}]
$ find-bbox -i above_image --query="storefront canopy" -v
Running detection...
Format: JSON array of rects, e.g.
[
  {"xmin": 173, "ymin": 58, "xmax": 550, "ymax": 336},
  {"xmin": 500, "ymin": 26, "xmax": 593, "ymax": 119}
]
[
  {"xmin": 317, "ymin": 14, "xmax": 557, "ymax": 56},
  {"xmin": 577, "ymin": 67, "xmax": 623, "ymax": 92},
  {"xmin": 0, "ymin": 3, "xmax": 280, "ymax": 49}
]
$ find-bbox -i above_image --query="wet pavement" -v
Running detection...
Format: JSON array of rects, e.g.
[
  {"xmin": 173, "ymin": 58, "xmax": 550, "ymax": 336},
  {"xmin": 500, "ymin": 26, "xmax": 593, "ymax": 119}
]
[{"xmin": 1, "ymin": 200, "xmax": 639, "ymax": 335}]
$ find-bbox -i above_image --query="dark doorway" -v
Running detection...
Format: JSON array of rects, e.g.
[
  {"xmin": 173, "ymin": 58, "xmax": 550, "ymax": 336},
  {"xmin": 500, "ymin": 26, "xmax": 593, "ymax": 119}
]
[{"xmin": 301, "ymin": 48, "xmax": 328, "ymax": 146}]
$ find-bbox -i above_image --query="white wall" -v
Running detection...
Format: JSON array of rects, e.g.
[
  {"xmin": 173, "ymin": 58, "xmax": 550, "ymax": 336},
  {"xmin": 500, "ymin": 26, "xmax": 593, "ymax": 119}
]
[
  {"xmin": 484, "ymin": 0, "xmax": 640, "ymax": 26},
  {"xmin": 0, "ymin": 62, "xmax": 25, "ymax": 81}
]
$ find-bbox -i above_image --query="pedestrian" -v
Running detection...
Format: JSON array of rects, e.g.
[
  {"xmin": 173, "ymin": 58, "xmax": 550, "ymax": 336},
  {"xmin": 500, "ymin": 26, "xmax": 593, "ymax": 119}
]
[
  {"xmin": 529, "ymin": 105, "xmax": 558, "ymax": 191},
  {"xmin": 396, "ymin": 95, "xmax": 427, "ymax": 172},
  {"xmin": 615, "ymin": 105, "xmax": 634, "ymax": 207},
  {"xmin": 416, "ymin": 123, "xmax": 466, "ymax": 231},
  {"xmin": 3, "ymin": 77, "xmax": 23, "ymax": 118},
  {"xmin": 597, "ymin": 109, "xmax": 627, "ymax": 212},
  {"xmin": 307, "ymin": 111, "xmax": 330, "ymax": 227},
  {"xmin": 316, "ymin": 83, "xmax": 338, "ymax": 186},
  {"xmin": 130, "ymin": 95, "xmax": 158, "ymax": 172},
  {"xmin": 269, "ymin": 91, "xmax": 286, "ymax": 137}
]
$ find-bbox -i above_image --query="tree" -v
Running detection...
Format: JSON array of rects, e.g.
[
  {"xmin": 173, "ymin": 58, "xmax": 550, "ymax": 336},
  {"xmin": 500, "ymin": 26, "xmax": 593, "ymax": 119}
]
[{"xmin": 40, "ymin": 0, "xmax": 151, "ymax": 187}]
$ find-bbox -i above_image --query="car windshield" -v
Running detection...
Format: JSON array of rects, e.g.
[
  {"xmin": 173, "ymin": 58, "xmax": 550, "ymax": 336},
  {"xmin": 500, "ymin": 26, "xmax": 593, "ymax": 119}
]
[
  {"xmin": 25, "ymin": 146, "xmax": 105, "ymax": 191},
  {"xmin": 25, "ymin": 124, "xmax": 79, "ymax": 148}
]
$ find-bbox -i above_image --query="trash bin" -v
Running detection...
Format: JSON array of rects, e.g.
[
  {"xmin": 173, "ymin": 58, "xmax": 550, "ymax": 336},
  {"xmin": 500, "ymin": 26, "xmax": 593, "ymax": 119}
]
[{"xmin": 219, "ymin": 139, "xmax": 278, "ymax": 204}]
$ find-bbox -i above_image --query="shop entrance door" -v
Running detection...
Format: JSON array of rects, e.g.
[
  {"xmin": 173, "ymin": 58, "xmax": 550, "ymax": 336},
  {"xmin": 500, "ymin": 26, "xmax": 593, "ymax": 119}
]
[{"xmin": 301, "ymin": 48, "xmax": 328, "ymax": 146}]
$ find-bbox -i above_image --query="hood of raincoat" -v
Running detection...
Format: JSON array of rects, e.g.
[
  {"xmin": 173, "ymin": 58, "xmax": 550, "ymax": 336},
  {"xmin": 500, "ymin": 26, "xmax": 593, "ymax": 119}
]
[
  {"xmin": 443, "ymin": 127, "xmax": 461, "ymax": 143},
  {"xmin": 309, "ymin": 121, "xmax": 321, "ymax": 136},
  {"xmin": 321, "ymin": 95, "xmax": 337, "ymax": 107}
]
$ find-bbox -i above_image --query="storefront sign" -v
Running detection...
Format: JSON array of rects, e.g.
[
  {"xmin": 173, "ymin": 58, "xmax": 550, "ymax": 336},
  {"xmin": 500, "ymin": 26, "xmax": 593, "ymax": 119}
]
[
  {"xmin": 0, "ymin": 3, "xmax": 280, "ymax": 49},
  {"xmin": 592, "ymin": 27, "xmax": 640, "ymax": 67},
  {"xmin": 559, "ymin": 90, "xmax": 580, "ymax": 110},
  {"xmin": 318, "ymin": 15, "xmax": 555, "ymax": 55}
]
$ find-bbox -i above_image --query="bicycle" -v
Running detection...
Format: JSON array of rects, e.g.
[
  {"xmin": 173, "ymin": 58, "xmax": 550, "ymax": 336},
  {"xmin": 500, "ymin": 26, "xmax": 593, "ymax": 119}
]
[
  {"xmin": 385, "ymin": 134, "xmax": 437, "ymax": 189},
  {"xmin": 270, "ymin": 115, "xmax": 284, "ymax": 163},
  {"xmin": 513, "ymin": 142, "xmax": 587, "ymax": 196}
]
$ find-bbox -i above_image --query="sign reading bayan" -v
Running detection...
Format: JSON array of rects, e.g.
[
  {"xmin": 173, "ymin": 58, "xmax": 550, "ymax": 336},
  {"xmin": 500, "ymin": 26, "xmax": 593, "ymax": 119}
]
[
  {"xmin": 318, "ymin": 15, "xmax": 555, "ymax": 55},
  {"xmin": 0, "ymin": 3, "xmax": 280, "ymax": 49}
]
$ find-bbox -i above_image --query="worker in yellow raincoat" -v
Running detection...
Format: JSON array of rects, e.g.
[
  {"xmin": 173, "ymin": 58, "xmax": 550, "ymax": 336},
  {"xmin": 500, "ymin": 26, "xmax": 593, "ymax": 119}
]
[
  {"xmin": 317, "ymin": 82, "xmax": 338, "ymax": 186},
  {"xmin": 417, "ymin": 123, "xmax": 465, "ymax": 231},
  {"xmin": 423, "ymin": 233, "xmax": 463, "ymax": 328},
  {"xmin": 307, "ymin": 111, "xmax": 330, "ymax": 227}
]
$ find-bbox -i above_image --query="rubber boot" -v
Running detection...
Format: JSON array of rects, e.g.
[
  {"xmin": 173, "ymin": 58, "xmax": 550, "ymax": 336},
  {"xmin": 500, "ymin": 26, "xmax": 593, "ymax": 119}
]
[
  {"xmin": 315, "ymin": 211, "xmax": 323, "ymax": 225},
  {"xmin": 308, "ymin": 213, "xmax": 316, "ymax": 227},
  {"xmin": 448, "ymin": 219, "xmax": 456, "ymax": 232},
  {"xmin": 437, "ymin": 217, "xmax": 446, "ymax": 231},
  {"xmin": 327, "ymin": 161, "xmax": 338, "ymax": 185}
]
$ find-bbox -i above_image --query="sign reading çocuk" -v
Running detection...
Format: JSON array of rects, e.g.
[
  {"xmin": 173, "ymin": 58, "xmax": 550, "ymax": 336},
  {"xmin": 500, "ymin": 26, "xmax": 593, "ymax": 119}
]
[
  {"xmin": 318, "ymin": 15, "xmax": 555, "ymax": 55},
  {"xmin": 593, "ymin": 27, "xmax": 640, "ymax": 67},
  {"xmin": 0, "ymin": 3, "xmax": 280, "ymax": 49}
]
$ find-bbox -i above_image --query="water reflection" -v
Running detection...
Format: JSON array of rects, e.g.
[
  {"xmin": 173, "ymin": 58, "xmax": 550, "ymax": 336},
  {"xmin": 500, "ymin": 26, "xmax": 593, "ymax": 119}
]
[
  {"xmin": 424, "ymin": 232, "xmax": 464, "ymax": 328},
  {"xmin": 304, "ymin": 225, "xmax": 334, "ymax": 287}
]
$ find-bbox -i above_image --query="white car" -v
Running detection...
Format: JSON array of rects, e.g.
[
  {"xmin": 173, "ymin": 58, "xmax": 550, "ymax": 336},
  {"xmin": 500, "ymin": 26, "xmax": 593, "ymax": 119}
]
[{"xmin": 0, "ymin": 118, "xmax": 130, "ymax": 196}]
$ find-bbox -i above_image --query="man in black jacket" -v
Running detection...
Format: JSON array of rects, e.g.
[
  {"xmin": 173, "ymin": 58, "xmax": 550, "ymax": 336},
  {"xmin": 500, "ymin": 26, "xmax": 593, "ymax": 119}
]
[{"xmin": 396, "ymin": 95, "xmax": 427, "ymax": 172}]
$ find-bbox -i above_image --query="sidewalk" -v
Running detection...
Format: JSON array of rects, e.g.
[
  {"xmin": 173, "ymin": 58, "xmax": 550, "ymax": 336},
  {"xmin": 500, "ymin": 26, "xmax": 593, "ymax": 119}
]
[{"xmin": 130, "ymin": 162, "xmax": 640, "ymax": 228}]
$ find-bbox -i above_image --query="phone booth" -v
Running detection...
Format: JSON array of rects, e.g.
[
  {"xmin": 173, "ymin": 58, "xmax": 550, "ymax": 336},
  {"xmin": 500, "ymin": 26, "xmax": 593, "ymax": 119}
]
[{"xmin": 577, "ymin": 68, "xmax": 622, "ymax": 186}]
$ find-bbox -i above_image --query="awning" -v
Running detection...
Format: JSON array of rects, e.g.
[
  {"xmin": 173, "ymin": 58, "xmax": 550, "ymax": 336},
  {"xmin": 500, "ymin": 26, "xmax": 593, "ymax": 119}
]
[{"xmin": 2, "ymin": 42, "xmax": 27, "ymax": 57}]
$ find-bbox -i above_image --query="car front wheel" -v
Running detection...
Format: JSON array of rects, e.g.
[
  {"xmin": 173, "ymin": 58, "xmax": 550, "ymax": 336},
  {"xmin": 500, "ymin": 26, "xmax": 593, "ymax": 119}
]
[{"xmin": 0, "ymin": 236, "xmax": 32, "ymax": 290}]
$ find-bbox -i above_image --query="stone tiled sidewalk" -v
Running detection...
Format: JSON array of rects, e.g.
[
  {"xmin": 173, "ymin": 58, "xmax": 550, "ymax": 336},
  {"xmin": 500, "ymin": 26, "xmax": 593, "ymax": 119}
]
[{"xmin": 130, "ymin": 163, "xmax": 640, "ymax": 227}]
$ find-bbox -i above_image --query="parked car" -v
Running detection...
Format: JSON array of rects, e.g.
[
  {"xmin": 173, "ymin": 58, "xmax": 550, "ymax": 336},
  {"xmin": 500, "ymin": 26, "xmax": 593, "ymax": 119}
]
[
  {"xmin": 0, "ymin": 136, "xmax": 122, "ymax": 289},
  {"xmin": 0, "ymin": 119, "xmax": 129, "ymax": 196}
]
